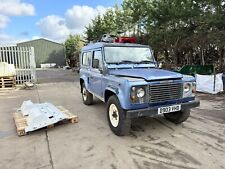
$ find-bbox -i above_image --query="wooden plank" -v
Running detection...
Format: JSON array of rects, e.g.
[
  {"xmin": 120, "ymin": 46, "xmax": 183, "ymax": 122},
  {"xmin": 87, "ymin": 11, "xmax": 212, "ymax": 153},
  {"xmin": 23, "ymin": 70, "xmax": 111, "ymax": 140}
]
[
  {"xmin": 0, "ymin": 76, "xmax": 15, "ymax": 79},
  {"xmin": 57, "ymin": 106, "xmax": 78, "ymax": 123},
  {"xmin": 0, "ymin": 76, "xmax": 16, "ymax": 89},
  {"xmin": 13, "ymin": 112, "xmax": 27, "ymax": 136}
]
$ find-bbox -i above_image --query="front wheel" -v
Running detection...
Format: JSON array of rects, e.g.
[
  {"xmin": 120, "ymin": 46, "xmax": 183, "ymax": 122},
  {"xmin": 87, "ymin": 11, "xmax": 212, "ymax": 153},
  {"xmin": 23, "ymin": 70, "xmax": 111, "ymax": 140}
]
[
  {"xmin": 164, "ymin": 109, "xmax": 190, "ymax": 124},
  {"xmin": 106, "ymin": 95, "xmax": 131, "ymax": 136}
]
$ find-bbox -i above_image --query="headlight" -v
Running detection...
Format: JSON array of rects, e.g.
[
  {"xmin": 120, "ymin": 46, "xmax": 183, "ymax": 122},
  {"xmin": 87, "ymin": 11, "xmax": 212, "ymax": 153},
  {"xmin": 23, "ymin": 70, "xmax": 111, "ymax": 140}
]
[
  {"xmin": 184, "ymin": 83, "xmax": 191, "ymax": 93},
  {"xmin": 137, "ymin": 88, "xmax": 145, "ymax": 98},
  {"xmin": 130, "ymin": 86, "xmax": 147, "ymax": 103},
  {"xmin": 183, "ymin": 82, "xmax": 195, "ymax": 98}
]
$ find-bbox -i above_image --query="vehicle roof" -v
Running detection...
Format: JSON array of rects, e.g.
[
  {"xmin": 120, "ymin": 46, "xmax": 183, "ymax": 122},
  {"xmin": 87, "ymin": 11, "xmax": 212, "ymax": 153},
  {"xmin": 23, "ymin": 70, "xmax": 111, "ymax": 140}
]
[{"xmin": 82, "ymin": 42, "xmax": 150, "ymax": 51}]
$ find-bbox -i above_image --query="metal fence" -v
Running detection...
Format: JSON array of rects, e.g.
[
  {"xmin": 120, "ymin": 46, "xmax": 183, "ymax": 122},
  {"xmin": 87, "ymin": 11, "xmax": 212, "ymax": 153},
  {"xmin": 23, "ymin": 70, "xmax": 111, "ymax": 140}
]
[{"xmin": 0, "ymin": 46, "xmax": 36, "ymax": 84}]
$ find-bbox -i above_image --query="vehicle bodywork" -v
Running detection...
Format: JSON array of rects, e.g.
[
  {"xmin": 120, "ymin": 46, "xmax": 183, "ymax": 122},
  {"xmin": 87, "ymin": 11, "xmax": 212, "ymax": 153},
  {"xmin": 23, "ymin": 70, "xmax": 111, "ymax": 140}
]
[{"xmin": 79, "ymin": 42, "xmax": 200, "ymax": 135}]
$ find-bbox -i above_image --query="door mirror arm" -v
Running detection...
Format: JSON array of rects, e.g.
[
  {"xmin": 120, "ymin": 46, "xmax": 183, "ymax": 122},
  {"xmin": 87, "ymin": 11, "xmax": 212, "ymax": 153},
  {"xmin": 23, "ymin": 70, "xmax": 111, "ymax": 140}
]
[{"xmin": 102, "ymin": 66, "xmax": 108, "ymax": 75}]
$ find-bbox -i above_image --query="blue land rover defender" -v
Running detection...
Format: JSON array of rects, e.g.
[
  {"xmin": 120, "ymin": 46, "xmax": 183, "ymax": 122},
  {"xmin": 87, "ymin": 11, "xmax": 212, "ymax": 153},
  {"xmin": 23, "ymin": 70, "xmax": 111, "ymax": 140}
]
[{"xmin": 79, "ymin": 42, "xmax": 200, "ymax": 136}]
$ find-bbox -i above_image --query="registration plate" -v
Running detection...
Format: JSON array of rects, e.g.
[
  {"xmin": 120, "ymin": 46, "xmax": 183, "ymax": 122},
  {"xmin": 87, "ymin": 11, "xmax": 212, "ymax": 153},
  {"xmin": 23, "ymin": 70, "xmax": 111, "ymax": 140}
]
[{"xmin": 158, "ymin": 105, "xmax": 181, "ymax": 115}]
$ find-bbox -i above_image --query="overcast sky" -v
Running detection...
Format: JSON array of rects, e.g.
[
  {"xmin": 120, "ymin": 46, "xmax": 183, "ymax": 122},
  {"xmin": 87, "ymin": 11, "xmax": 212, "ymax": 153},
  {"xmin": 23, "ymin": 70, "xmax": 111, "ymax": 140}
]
[{"xmin": 0, "ymin": 0, "xmax": 122, "ymax": 44}]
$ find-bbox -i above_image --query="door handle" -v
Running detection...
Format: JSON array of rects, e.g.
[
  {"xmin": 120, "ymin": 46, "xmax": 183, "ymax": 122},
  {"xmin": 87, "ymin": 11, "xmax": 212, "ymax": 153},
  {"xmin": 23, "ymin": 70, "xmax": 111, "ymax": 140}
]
[{"xmin": 90, "ymin": 76, "xmax": 94, "ymax": 79}]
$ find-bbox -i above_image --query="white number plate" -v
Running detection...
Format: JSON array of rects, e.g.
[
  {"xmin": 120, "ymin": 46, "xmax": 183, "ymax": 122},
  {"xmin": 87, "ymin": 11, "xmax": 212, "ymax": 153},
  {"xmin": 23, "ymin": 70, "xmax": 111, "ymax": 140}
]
[{"xmin": 158, "ymin": 105, "xmax": 181, "ymax": 115}]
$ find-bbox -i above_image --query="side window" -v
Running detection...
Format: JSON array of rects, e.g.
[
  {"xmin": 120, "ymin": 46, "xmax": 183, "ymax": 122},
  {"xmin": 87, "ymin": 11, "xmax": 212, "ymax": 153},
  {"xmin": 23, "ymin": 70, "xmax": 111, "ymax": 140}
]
[
  {"xmin": 82, "ymin": 51, "xmax": 92, "ymax": 66},
  {"xmin": 82, "ymin": 52, "xmax": 87, "ymax": 65},
  {"xmin": 87, "ymin": 52, "xmax": 92, "ymax": 66},
  {"xmin": 93, "ymin": 50, "xmax": 103, "ymax": 70}
]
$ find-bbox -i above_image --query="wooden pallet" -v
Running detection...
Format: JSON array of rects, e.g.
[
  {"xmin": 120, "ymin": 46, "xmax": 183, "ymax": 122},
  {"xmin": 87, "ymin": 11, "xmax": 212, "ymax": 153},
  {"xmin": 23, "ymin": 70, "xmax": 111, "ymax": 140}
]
[
  {"xmin": 13, "ymin": 106, "xmax": 78, "ymax": 136},
  {"xmin": 57, "ymin": 106, "xmax": 78, "ymax": 123},
  {"xmin": 0, "ymin": 76, "xmax": 16, "ymax": 89}
]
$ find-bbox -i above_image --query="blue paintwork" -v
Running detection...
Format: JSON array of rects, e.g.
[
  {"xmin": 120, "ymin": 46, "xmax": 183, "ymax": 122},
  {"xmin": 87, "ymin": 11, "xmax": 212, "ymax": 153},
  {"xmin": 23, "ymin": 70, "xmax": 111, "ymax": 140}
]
[
  {"xmin": 108, "ymin": 68, "xmax": 183, "ymax": 81},
  {"xmin": 182, "ymin": 74, "xmax": 195, "ymax": 82},
  {"xmin": 89, "ymin": 68, "xmax": 103, "ymax": 96},
  {"xmin": 80, "ymin": 42, "xmax": 197, "ymax": 111}
]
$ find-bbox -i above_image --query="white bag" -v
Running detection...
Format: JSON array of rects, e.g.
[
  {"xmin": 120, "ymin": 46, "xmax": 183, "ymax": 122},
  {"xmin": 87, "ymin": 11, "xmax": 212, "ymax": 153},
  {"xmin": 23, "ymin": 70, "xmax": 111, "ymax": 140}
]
[
  {"xmin": 0, "ymin": 62, "xmax": 16, "ymax": 77},
  {"xmin": 196, "ymin": 73, "xmax": 223, "ymax": 94}
]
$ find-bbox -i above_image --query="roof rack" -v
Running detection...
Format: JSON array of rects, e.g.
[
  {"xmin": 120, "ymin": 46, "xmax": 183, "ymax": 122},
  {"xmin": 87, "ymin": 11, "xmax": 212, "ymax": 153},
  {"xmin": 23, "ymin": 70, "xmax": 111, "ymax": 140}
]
[{"xmin": 99, "ymin": 34, "xmax": 137, "ymax": 44}]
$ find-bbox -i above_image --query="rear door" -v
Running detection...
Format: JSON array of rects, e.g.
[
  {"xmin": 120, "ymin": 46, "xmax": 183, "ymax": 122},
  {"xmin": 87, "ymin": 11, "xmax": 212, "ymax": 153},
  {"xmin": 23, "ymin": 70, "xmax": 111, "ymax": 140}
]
[{"xmin": 89, "ymin": 50, "xmax": 103, "ymax": 98}]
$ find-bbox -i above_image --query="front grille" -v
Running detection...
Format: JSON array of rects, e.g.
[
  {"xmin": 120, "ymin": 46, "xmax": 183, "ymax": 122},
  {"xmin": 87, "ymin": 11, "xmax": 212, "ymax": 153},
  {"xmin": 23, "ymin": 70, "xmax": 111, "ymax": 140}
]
[{"xmin": 149, "ymin": 82, "xmax": 183, "ymax": 103}]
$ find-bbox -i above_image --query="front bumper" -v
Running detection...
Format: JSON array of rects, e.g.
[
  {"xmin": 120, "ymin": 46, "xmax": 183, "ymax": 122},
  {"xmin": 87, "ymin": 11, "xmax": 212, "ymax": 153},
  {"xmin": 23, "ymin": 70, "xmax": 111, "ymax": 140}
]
[{"xmin": 126, "ymin": 100, "xmax": 200, "ymax": 118}]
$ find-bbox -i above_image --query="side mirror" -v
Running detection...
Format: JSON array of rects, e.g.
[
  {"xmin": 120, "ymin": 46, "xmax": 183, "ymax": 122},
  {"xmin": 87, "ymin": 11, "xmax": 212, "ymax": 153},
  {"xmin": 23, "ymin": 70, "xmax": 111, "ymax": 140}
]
[{"xmin": 93, "ymin": 59, "xmax": 99, "ymax": 68}]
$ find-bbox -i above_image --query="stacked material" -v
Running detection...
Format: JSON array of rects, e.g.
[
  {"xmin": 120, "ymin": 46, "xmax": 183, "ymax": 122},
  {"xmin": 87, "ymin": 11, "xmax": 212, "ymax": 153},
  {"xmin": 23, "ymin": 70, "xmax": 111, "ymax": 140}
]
[
  {"xmin": 0, "ymin": 62, "xmax": 16, "ymax": 89},
  {"xmin": 0, "ymin": 76, "xmax": 16, "ymax": 89},
  {"xmin": 13, "ymin": 100, "xmax": 78, "ymax": 136},
  {"xmin": 0, "ymin": 62, "xmax": 16, "ymax": 77}
]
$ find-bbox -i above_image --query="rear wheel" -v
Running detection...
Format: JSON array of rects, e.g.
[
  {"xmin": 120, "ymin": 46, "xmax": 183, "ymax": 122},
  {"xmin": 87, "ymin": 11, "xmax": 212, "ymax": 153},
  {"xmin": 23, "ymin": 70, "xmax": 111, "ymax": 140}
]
[
  {"xmin": 107, "ymin": 95, "xmax": 131, "ymax": 136},
  {"xmin": 81, "ymin": 83, "xmax": 93, "ymax": 105},
  {"xmin": 164, "ymin": 109, "xmax": 190, "ymax": 124}
]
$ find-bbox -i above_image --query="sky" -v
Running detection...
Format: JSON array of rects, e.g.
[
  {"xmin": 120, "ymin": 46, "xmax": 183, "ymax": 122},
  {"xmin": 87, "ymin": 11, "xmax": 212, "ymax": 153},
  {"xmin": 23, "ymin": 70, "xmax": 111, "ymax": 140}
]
[{"xmin": 0, "ymin": 0, "xmax": 122, "ymax": 45}]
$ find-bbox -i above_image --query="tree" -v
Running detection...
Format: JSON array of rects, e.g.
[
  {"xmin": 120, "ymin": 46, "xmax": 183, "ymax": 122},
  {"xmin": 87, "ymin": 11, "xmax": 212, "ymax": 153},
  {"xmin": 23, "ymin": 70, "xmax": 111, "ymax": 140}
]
[
  {"xmin": 64, "ymin": 35, "xmax": 84, "ymax": 67},
  {"xmin": 84, "ymin": 0, "xmax": 225, "ymax": 71}
]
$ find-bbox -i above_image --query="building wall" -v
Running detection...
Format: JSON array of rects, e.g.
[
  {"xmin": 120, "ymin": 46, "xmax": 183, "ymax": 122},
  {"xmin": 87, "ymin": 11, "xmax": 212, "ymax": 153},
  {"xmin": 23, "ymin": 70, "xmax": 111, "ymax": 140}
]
[{"xmin": 17, "ymin": 39, "xmax": 66, "ymax": 68}]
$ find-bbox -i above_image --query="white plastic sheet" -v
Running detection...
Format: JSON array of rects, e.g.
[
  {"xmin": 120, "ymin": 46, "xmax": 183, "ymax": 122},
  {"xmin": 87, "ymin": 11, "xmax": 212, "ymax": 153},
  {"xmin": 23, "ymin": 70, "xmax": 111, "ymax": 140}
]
[
  {"xmin": 196, "ymin": 73, "xmax": 224, "ymax": 94},
  {"xmin": 0, "ymin": 62, "xmax": 16, "ymax": 77}
]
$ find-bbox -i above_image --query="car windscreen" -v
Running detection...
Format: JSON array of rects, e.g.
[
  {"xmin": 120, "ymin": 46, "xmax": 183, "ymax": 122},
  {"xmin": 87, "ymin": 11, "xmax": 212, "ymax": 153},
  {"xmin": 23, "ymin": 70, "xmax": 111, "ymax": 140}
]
[{"xmin": 104, "ymin": 46, "xmax": 154, "ymax": 64}]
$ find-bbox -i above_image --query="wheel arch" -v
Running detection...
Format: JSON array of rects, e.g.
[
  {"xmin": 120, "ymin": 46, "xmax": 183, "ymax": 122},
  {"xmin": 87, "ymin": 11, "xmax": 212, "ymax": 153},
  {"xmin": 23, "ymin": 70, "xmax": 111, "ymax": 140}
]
[
  {"xmin": 80, "ymin": 78, "xmax": 84, "ymax": 86},
  {"xmin": 104, "ymin": 89, "xmax": 116, "ymax": 103},
  {"xmin": 80, "ymin": 78, "xmax": 84, "ymax": 92},
  {"xmin": 80, "ymin": 77, "xmax": 89, "ymax": 93},
  {"xmin": 104, "ymin": 87, "xmax": 127, "ymax": 109}
]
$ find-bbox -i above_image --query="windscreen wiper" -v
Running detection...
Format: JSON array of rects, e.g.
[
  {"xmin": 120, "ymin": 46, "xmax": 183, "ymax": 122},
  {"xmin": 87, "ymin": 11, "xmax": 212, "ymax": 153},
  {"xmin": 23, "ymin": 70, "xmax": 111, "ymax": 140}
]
[
  {"xmin": 107, "ymin": 60, "xmax": 155, "ymax": 65},
  {"xmin": 118, "ymin": 60, "xmax": 136, "ymax": 64},
  {"xmin": 138, "ymin": 60, "xmax": 155, "ymax": 64}
]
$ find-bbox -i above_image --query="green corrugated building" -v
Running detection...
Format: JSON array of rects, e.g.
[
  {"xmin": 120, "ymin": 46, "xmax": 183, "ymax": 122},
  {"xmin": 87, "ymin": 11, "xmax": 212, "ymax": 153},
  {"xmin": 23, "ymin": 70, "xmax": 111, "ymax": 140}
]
[{"xmin": 17, "ymin": 38, "xmax": 66, "ymax": 68}]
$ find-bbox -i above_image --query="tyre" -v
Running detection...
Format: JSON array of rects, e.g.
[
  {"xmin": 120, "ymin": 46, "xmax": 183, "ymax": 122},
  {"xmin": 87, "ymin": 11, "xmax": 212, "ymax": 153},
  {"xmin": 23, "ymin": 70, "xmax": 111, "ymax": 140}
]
[
  {"xmin": 164, "ymin": 109, "xmax": 190, "ymax": 124},
  {"xmin": 81, "ymin": 83, "xmax": 93, "ymax": 105},
  {"xmin": 106, "ymin": 95, "xmax": 131, "ymax": 136}
]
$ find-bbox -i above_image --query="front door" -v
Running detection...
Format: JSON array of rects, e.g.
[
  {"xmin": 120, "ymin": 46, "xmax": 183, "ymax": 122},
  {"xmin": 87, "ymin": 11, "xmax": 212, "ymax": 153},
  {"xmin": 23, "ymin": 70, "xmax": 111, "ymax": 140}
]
[{"xmin": 89, "ymin": 50, "xmax": 103, "ymax": 98}]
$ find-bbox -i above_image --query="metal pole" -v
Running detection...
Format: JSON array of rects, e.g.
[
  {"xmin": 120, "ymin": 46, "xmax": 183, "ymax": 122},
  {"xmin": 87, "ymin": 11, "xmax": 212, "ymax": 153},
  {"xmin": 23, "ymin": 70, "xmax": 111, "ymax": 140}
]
[
  {"xmin": 30, "ymin": 47, "xmax": 36, "ymax": 83},
  {"xmin": 213, "ymin": 65, "xmax": 216, "ymax": 92}
]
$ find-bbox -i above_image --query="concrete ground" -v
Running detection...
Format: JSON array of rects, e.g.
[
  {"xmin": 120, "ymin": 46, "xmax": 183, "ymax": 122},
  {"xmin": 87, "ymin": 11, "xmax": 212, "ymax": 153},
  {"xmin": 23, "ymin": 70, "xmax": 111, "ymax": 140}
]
[{"xmin": 0, "ymin": 69, "xmax": 225, "ymax": 169}]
